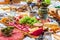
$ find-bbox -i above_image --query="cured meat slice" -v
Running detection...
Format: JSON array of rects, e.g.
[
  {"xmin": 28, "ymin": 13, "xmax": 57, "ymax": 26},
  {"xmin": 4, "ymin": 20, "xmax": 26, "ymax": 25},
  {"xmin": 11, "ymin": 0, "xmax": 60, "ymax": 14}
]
[{"xmin": 0, "ymin": 29, "xmax": 24, "ymax": 40}]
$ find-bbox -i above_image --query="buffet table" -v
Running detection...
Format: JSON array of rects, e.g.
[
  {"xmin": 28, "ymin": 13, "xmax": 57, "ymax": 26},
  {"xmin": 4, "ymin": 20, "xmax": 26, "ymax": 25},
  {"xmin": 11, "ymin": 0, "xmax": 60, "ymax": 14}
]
[{"xmin": 0, "ymin": 1, "xmax": 60, "ymax": 40}]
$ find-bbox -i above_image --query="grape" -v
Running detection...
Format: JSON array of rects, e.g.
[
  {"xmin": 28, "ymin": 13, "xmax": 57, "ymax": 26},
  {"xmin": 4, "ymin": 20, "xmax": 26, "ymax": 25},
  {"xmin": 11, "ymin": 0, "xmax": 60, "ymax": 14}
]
[{"xmin": 19, "ymin": 16, "xmax": 39, "ymax": 25}]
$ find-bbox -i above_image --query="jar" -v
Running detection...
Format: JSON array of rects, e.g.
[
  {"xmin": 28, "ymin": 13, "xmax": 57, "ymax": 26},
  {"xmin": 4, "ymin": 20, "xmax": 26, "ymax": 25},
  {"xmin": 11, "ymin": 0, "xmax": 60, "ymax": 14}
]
[{"xmin": 38, "ymin": 7, "xmax": 48, "ymax": 19}]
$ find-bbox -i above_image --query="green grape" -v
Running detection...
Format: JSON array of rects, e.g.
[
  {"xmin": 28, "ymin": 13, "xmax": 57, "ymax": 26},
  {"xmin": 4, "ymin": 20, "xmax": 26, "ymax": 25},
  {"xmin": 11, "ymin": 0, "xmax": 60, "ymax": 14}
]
[
  {"xmin": 19, "ymin": 19, "xmax": 24, "ymax": 24},
  {"xmin": 33, "ymin": 20, "xmax": 37, "ymax": 23},
  {"xmin": 19, "ymin": 16, "xmax": 30, "ymax": 24},
  {"xmin": 27, "ymin": 20, "xmax": 31, "ymax": 23},
  {"xmin": 44, "ymin": 0, "xmax": 51, "ymax": 4},
  {"xmin": 19, "ymin": 16, "xmax": 39, "ymax": 25}
]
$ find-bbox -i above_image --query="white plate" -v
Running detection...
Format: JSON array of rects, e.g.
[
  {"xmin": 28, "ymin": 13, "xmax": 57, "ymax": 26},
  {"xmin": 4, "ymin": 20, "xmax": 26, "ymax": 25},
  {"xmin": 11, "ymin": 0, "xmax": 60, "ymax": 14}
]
[{"xmin": 23, "ymin": 36, "xmax": 35, "ymax": 40}]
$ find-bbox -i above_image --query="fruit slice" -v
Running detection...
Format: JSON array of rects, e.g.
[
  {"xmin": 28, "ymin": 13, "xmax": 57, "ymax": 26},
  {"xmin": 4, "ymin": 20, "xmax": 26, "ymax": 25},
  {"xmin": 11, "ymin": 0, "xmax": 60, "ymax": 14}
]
[{"xmin": 30, "ymin": 28, "xmax": 43, "ymax": 36}]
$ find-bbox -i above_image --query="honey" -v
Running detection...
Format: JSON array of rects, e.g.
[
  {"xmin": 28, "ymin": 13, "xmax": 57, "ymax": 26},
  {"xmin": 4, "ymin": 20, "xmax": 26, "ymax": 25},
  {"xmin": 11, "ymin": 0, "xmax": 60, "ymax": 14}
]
[{"xmin": 0, "ymin": 0, "xmax": 10, "ymax": 4}]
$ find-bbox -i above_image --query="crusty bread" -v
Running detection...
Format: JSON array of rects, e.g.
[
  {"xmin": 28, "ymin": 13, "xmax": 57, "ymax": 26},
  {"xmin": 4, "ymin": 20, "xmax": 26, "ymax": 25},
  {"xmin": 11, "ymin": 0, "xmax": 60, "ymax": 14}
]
[{"xmin": 48, "ymin": 8, "xmax": 60, "ymax": 21}]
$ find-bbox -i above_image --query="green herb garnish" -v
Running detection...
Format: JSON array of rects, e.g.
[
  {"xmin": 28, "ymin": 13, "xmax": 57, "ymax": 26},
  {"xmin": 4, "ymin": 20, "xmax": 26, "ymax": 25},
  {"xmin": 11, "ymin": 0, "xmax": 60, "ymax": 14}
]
[{"xmin": 1, "ymin": 27, "xmax": 14, "ymax": 37}]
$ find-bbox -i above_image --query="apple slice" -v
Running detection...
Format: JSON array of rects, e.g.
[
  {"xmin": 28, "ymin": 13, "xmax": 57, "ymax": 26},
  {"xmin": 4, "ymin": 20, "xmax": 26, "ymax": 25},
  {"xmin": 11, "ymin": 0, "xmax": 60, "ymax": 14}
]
[{"xmin": 30, "ymin": 27, "xmax": 43, "ymax": 36}]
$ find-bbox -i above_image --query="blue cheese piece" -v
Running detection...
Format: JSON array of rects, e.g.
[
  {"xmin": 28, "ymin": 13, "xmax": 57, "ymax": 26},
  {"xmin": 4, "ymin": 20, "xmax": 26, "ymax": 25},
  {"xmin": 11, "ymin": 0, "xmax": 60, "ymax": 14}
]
[
  {"xmin": 0, "ymin": 13, "xmax": 8, "ymax": 20},
  {"xmin": 0, "ymin": 10, "xmax": 8, "ymax": 17},
  {"xmin": 0, "ymin": 23, "xmax": 7, "ymax": 29}
]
